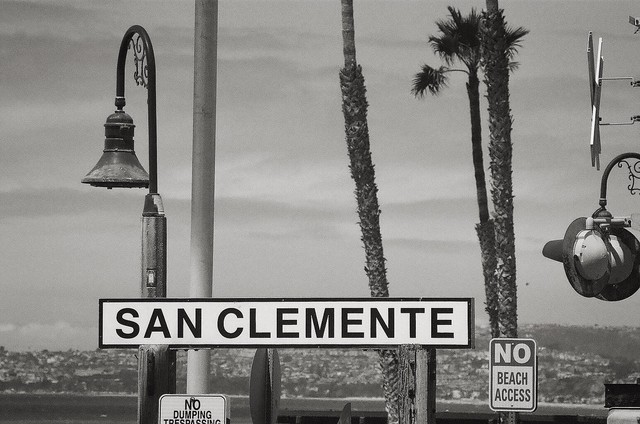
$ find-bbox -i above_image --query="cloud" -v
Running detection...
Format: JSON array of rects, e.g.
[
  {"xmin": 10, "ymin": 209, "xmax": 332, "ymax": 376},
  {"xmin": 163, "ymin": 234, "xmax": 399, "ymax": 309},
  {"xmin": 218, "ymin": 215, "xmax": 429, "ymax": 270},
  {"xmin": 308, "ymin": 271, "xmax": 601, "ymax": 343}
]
[
  {"xmin": 6, "ymin": 0, "xmax": 640, "ymax": 353},
  {"xmin": 386, "ymin": 237, "xmax": 478, "ymax": 253},
  {"xmin": 0, "ymin": 1, "xmax": 108, "ymax": 40},
  {"xmin": 0, "ymin": 187, "xmax": 144, "ymax": 219},
  {"xmin": 0, "ymin": 323, "xmax": 17, "ymax": 332}
]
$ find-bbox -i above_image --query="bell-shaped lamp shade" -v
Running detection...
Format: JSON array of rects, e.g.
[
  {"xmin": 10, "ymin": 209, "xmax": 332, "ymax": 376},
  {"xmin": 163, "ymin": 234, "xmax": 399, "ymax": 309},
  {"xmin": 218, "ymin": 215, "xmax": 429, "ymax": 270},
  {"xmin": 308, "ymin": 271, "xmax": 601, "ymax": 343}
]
[
  {"xmin": 542, "ymin": 239, "xmax": 563, "ymax": 262},
  {"xmin": 82, "ymin": 110, "xmax": 149, "ymax": 189}
]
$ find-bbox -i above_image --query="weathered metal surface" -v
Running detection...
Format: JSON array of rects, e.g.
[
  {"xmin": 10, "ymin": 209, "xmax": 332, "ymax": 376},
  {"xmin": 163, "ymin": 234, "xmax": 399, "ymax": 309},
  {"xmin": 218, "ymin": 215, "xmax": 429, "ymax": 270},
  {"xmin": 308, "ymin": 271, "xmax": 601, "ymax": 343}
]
[
  {"xmin": 605, "ymin": 383, "xmax": 640, "ymax": 408},
  {"xmin": 606, "ymin": 408, "xmax": 640, "ymax": 424},
  {"xmin": 82, "ymin": 110, "xmax": 149, "ymax": 189},
  {"xmin": 250, "ymin": 348, "xmax": 281, "ymax": 424},
  {"xmin": 137, "ymin": 345, "xmax": 176, "ymax": 424}
]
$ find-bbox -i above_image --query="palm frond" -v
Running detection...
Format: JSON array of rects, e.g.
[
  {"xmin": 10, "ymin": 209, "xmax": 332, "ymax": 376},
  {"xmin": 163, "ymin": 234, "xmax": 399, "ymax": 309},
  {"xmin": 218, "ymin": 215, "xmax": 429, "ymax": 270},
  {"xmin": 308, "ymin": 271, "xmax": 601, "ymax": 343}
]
[
  {"xmin": 428, "ymin": 6, "xmax": 482, "ymax": 70},
  {"xmin": 428, "ymin": 35, "xmax": 458, "ymax": 65},
  {"xmin": 504, "ymin": 25, "xmax": 529, "ymax": 60},
  {"xmin": 412, "ymin": 64, "xmax": 450, "ymax": 97}
]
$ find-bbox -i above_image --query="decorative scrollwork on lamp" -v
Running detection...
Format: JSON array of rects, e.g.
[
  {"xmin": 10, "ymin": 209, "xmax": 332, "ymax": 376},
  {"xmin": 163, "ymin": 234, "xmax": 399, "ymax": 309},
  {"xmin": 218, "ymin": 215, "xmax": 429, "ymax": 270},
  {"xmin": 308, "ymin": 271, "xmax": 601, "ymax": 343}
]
[
  {"xmin": 616, "ymin": 158, "xmax": 640, "ymax": 195},
  {"xmin": 129, "ymin": 33, "xmax": 148, "ymax": 88}
]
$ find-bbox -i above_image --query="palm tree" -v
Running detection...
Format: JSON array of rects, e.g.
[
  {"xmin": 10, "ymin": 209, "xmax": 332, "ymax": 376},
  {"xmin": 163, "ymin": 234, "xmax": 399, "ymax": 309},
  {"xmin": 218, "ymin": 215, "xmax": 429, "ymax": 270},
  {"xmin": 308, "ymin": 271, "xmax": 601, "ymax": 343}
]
[
  {"xmin": 339, "ymin": 0, "xmax": 399, "ymax": 422},
  {"xmin": 480, "ymin": 0, "xmax": 528, "ymax": 342},
  {"xmin": 480, "ymin": 3, "xmax": 527, "ymax": 423},
  {"xmin": 412, "ymin": 6, "xmax": 527, "ymax": 339}
]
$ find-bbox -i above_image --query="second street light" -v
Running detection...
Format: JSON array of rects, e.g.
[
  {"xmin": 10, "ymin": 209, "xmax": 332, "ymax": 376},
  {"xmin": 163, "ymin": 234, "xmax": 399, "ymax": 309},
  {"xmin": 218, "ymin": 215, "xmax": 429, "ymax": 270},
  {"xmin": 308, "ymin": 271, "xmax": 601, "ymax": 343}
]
[
  {"xmin": 543, "ymin": 153, "xmax": 640, "ymax": 301},
  {"xmin": 82, "ymin": 25, "xmax": 175, "ymax": 424}
]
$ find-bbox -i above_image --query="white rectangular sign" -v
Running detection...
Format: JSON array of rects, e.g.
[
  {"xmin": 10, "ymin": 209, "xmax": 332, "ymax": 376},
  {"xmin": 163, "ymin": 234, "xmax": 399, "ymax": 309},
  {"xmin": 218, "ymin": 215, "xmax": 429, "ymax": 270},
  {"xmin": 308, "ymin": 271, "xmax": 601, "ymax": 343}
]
[
  {"xmin": 159, "ymin": 394, "xmax": 228, "ymax": 424},
  {"xmin": 99, "ymin": 298, "xmax": 474, "ymax": 348},
  {"xmin": 489, "ymin": 338, "xmax": 537, "ymax": 412}
]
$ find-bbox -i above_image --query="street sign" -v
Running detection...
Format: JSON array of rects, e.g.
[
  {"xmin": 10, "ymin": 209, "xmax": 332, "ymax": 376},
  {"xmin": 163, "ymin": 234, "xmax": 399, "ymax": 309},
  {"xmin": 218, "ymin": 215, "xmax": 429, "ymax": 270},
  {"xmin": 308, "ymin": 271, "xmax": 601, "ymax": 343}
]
[
  {"xmin": 99, "ymin": 298, "xmax": 474, "ymax": 348},
  {"xmin": 159, "ymin": 394, "xmax": 228, "ymax": 424},
  {"xmin": 590, "ymin": 35, "xmax": 603, "ymax": 170},
  {"xmin": 489, "ymin": 338, "xmax": 537, "ymax": 412}
]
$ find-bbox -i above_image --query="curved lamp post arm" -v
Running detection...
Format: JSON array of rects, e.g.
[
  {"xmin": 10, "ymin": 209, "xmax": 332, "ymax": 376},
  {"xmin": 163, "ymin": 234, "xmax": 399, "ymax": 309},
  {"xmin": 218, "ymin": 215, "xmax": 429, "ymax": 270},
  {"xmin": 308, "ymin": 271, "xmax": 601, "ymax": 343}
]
[
  {"xmin": 593, "ymin": 153, "xmax": 640, "ymax": 217},
  {"xmin": 115, "ymin": 25, "xmax": 158, "ymax": 195}
]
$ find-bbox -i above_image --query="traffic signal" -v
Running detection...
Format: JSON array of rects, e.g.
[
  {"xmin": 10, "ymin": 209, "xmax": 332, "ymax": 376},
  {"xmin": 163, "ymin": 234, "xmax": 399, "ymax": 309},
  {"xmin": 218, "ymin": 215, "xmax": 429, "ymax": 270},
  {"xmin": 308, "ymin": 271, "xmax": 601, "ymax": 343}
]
[{"xmin": 542, "ymin": 215, "xmax": 640, "ymax": 301}]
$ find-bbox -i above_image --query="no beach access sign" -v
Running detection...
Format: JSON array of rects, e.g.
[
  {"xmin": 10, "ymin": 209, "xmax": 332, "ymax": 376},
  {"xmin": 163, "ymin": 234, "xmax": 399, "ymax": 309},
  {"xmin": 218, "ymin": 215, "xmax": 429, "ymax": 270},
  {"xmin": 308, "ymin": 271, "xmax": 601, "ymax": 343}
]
[
  {"xmin": 99, "ymin": 298, "xmax": 474, "ymax": 348},
  {"xmin": 489, "ymin": 338, "xmax": 537, "ymax": 412}
]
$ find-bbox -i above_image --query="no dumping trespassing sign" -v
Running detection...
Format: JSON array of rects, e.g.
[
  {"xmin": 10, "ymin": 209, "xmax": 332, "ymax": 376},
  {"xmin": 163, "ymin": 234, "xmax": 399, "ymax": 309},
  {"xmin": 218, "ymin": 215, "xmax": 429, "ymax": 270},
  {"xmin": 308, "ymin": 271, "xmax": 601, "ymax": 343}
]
[{"xmin": 159, "ymin": 394, "xmax": 228, "ymax": 424}]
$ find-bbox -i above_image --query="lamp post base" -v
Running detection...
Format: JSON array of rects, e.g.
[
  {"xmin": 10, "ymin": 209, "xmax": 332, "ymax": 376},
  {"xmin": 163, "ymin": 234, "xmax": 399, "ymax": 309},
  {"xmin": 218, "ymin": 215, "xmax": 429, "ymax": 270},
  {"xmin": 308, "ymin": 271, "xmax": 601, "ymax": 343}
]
[{"xmin": 137, "ymin": 345, "xmax": 176, "ymax": 424}]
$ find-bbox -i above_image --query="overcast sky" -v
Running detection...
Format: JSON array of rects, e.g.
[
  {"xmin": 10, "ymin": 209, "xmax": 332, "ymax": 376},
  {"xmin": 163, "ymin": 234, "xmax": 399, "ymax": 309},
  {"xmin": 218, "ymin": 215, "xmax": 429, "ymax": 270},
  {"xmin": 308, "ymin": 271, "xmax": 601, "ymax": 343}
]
[{"xmin": 2, "ymin": 0, "xmax": 640, "ymax": 350}]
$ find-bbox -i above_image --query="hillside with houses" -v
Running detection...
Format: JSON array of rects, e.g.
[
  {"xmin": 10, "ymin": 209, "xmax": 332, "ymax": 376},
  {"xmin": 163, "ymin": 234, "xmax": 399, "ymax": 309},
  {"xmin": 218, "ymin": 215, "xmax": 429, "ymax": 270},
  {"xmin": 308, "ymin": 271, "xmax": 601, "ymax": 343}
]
[{"xmin": 1, "ymin": 324, "xmax": 639, "ymax": 404}]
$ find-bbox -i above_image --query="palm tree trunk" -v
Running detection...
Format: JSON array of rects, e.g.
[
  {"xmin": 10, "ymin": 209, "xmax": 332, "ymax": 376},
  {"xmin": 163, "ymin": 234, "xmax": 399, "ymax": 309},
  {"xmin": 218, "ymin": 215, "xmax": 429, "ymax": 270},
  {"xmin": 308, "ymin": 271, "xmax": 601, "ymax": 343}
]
[
  {"xmin": 482, "ymin": 3, "xmax": 519, "ymax": 423},
  {"xmin": 486, "ymin": 0, "xmax": 499, "ymax": 13},
  {"xmin": 340, "ymin": 1, "xmax": 399, "ymax": 422},
  {"xmin": 481, "ymin": 1, "xmax": 517, "ymax": 341},
  {"xmin": 340, "ymin": 57, "xmax": 401, "ymax": 424},
  {"xmin": 341, "ymin": 0, "xmax": 356, "ymax": 67},
  {"xmin": 466, "ymin": 72, "xmax": 500, "ymax": 339},
  {"xmin": 467, "ymin": 72, "xmax": 490, "ymax": 225},
  {"xmin": 340, "ymin": 65, "xmax": 388, "ymax": 297}
]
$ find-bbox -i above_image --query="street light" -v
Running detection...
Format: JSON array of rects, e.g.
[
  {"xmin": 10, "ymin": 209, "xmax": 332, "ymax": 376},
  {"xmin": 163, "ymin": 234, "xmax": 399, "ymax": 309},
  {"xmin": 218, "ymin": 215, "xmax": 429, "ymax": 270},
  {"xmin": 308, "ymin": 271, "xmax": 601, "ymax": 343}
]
[
  {"xmin": 543, "ymin": 153, "xmax": 640, "ymax": 301},
  {"xmin": 82, "ymin": 25, "xmax": 174, "ymax": 424}
]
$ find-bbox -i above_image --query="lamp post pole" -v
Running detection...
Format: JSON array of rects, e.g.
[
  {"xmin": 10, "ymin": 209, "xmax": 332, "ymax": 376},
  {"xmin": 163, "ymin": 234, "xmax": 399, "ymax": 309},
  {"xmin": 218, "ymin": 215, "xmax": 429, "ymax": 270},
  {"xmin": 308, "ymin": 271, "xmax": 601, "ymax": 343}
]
[{"xmin": 82, "ymin": 25, "xmax": 175, "ymax": 424}]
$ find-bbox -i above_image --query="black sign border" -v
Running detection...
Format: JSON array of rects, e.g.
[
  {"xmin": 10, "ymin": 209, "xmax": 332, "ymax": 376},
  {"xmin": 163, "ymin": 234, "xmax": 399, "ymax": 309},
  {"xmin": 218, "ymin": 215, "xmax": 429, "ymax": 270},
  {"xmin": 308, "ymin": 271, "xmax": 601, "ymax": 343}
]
[{"xmin": 99, "ymin": 297, "xmax": 475, "ymax": 350}]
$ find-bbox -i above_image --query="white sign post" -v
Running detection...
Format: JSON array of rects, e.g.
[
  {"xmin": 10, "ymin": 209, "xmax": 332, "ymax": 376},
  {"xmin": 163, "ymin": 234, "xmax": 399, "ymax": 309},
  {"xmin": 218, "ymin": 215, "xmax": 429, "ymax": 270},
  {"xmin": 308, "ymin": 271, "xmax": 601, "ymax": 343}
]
[
  {"xmin": 99, "ymin": 298, "xmax": 474, "ymax": 348},
  {"xmin": 159, "ymin": 394, "xmax": 228, "ymax": 424},
  {"xmin": 489, "ymin": 338, "xmax": 537, "ymax": 412}
]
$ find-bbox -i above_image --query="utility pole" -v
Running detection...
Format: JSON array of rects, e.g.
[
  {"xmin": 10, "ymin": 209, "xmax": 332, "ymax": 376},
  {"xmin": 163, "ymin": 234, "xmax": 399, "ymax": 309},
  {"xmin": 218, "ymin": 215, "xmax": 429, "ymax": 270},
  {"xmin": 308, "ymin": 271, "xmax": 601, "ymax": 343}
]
[{"xmin": 187, "ymin": 0, "xmax": 218, "ymax": 394}]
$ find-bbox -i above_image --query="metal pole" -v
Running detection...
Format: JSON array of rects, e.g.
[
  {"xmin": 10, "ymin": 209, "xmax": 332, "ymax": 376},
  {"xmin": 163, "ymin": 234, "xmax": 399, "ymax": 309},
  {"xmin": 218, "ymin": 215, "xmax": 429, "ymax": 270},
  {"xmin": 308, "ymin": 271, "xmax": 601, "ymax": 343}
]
[
  {"xmin": 84, "ymin": 25, "xmax": 175, "ymax": 424},
  {"xmin": 141, "ymin": 195, "xmax": 166, "ymax": 298},
  {"xmin": 119, "ymin": 26, "xmax": 175, "ymax": 424},
  {"xmin": 139, "ymin": 195, "xmax": 175, "ymax": 424},
  {"xmin": 187, "ymin": 0, "xmax": 218, "ymax": 394}
]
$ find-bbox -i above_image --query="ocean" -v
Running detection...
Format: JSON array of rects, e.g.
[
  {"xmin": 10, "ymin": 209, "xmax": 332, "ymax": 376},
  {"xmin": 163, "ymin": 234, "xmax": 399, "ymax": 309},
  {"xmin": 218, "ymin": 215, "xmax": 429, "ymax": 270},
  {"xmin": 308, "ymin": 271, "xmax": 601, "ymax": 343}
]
[
  {"xmin": 0, "ymin": 393, "xmax": 609, "ymax": 423},
  {"xmin": 0, "ymin": 393, "xmax": 249, "ymax": 424}
]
